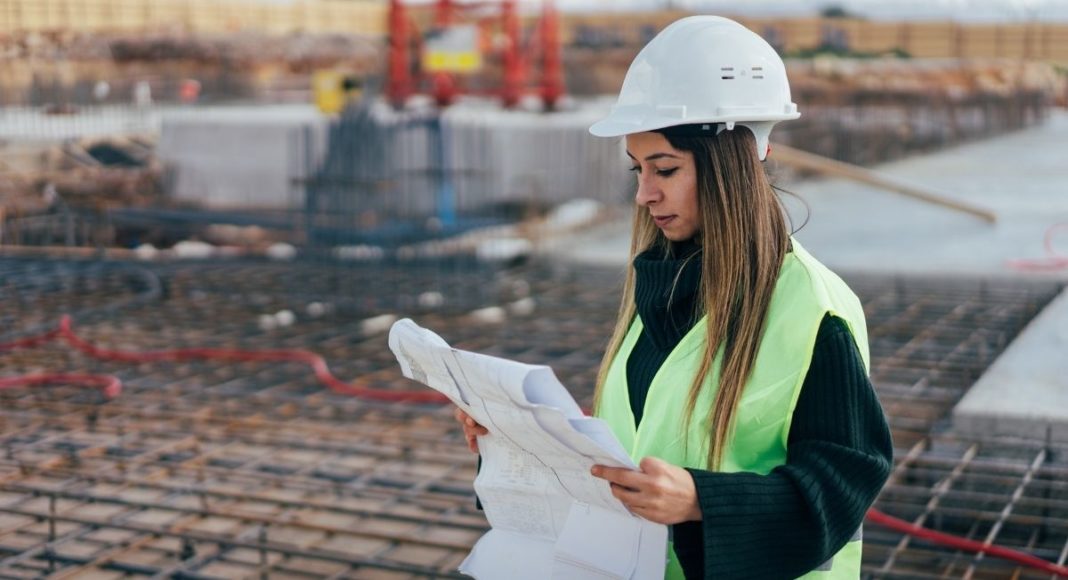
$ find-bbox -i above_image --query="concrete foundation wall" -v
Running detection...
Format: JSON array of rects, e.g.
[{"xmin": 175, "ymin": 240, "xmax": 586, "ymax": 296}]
[
  {"xmin": 159, "ymin": 100, "xmax": 630, "ymax": 216},
  {"xmin": 158, "ymin": 106, "xmax": 328, "ymax": 209},
  {"xmin": 442, "ymin": 101, "xmax": 630, "ymax": 211}
]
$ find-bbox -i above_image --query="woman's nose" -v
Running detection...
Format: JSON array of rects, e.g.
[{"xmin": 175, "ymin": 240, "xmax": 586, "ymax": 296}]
[{"xmin": 635, "ymin": 175, "xmax": 660, "ymax": 206}]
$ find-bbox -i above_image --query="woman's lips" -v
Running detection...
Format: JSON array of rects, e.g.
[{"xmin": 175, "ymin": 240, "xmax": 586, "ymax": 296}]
[{"xmin": 653, "ymin": 215, "xmax": 676, "ymax": 227}]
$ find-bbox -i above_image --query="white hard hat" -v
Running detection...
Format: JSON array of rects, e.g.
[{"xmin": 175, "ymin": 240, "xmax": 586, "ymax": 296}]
[{"xmin": 589, "ymin": 15, "xmax": 799, "ymax": 160}]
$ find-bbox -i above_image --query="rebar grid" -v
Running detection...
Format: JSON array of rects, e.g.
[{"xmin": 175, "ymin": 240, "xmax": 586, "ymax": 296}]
[
  {"xmin": 851, "ymin": 275, "xmax": 1058, "ymax": 450},
  {"xmin": 0, "ymin": 257, "xmax": 1063, "ymax": 578},
  {"xmin": 867, "ymin": 434, "xmax": 1068, "ymax": 579}
]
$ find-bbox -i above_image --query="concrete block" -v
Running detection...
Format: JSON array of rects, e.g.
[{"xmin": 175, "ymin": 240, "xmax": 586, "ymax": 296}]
[
  {"xmin": 159, "ymin": 105, "xmax": 328, "ymax": 209},
  {"xmin": 953, "ymin": 287, "xmax": 1068, "ymax": 442}
]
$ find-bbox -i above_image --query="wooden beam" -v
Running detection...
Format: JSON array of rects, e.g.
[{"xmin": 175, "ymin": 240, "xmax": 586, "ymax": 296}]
[{"xmin": 771, "ymin": 143, "xmax": 997, "ymax": 224}]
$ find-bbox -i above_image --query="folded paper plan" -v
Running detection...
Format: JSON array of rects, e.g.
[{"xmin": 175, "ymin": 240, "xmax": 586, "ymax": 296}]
[{"xmin": 388, "ymin": 318, "xmax": 668, "ymax": 580}]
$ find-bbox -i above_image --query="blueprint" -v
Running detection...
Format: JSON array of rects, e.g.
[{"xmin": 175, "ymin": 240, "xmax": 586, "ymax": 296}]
[{"xmin": 388, "ymin": 318, "xmax": 668, "ymax": 580}]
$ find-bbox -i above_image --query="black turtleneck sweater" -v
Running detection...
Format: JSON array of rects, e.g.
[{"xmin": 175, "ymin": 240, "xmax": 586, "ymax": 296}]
[
  {"xmin": 630, "ymin": 241, "xmax": 893, "ymax": 579},
  {"xmin": 628, "ymin": 238, "xmax": 704, "ymax": 425}
]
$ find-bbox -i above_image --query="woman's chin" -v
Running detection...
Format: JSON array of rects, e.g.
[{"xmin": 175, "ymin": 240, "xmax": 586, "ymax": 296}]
[{"xmin": 661, "ymin": 229, "xmax": 697, "ymax": 242}]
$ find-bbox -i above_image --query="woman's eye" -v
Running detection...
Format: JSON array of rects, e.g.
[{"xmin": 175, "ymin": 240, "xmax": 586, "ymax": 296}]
[{"xmin": 629, "ymin": 166, "xmax": 678, "ymax": 177}]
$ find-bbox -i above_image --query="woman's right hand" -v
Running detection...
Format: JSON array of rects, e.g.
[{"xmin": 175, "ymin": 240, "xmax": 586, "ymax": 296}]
[{"xmin": 454, "ymin": 407, "xmax": 489, "ymax": 453}]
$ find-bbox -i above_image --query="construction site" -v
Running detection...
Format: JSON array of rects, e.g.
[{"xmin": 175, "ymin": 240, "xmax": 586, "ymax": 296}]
[{"xmin": 2, "ymin": 0, "xmax": 1068, "ymax": 578}]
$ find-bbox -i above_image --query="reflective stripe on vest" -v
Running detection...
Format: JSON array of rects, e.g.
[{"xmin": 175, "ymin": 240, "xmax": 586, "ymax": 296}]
[{"xmin": 597, "ymin": 238, "xmax": 870, "ymax": 579}]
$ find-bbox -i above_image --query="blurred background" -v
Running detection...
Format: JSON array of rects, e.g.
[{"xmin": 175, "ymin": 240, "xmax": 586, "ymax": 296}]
[{"xmin": 1, "ymin": 0, "xmax": 1067, "ymax": 578}]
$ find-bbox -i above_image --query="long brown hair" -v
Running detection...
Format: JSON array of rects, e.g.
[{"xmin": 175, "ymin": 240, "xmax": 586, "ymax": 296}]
[{"xmin": 593, "ymin": 127, "xmax": 789, "ymax": 470}]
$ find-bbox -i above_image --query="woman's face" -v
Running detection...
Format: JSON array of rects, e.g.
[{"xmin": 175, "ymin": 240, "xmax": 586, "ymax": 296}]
[{"xmin": 626, "ymin": 131, "xmax": 700, "ymax": 242}]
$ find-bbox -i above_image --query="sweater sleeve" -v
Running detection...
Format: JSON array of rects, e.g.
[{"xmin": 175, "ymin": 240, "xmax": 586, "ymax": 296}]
[{"xmin": 670, "ymin": 315, "xmax": 894, "ymax": 579}]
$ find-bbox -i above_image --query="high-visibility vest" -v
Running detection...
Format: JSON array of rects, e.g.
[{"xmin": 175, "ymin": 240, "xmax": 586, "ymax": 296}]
[{"xmin": 598, "ymin": 238, "xmax": 869, "ymax": 579}]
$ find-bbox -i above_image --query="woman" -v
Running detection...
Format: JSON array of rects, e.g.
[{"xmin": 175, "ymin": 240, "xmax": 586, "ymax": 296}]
[{"xmin": 457, "ymin": 15, "xmax": 892, "ymax": 579}]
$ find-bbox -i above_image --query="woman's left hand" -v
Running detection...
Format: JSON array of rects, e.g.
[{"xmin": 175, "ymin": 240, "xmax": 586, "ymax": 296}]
[{"xmin": 591, "ymin": 457, "xmax": 701, "ymax": 525}]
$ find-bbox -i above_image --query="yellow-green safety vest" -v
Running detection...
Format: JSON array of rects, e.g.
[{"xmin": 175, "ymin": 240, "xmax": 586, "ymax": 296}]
[{"xmin": 598, "ymin": 238, "xmax": 869, "ymax": 579}]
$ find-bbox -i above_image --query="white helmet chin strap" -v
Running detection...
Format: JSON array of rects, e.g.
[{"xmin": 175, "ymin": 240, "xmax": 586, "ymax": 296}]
[{"xmin": 730, "ymin": 122, "xmax": 775, "ymax": 161}]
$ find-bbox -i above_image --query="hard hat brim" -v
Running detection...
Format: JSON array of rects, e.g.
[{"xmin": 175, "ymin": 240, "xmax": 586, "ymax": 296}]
[{"xmin": 588, "ymin": 112, "xmax": 800, "ymax": 138}]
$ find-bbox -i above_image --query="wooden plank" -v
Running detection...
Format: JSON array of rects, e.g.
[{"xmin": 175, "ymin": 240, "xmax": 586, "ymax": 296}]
[
  {"xmin": 0, "ymin": 0, "xmax": 389, "ymax": 35},
  {"xmin": 904, "ymin": 23, "xmax": 957, "ymax": 57},
  {"xmin": 998, "ymin": 26, "xmax": 1031, "ymax": 58},
  {"xmin": 960, "ymin": 25, "xmax": 1001, "ymax": 59},
  {"xmin": 0, "ymin": 5, "xmax": 1053, "ymax": 53},
  {"xmin": 771, "ymin": 143, "xmax": 997, "ymax": 224},
  {"xmin": 779, "ymin": 18, "xmax": 823, "ymax": 52}
]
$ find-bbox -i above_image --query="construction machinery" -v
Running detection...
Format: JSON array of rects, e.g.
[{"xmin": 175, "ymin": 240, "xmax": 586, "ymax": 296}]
[{"xmin": 387, "ymin": 0, "xmax": 564, "ymax": 109}]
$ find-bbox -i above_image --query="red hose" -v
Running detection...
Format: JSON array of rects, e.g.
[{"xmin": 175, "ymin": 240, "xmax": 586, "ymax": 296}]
[
  {"xmin": 0, "ymin": 373, "xmax": 121, "ymax": 399},
  {"xmin": 0, "ymin": 328, "xmax": 62, "ymax": 351},
  {"xmin": 0, "ymin": 328, "xmax": 121, "ymax": 398},
  {"xmin": 1006, "ymin": 222, "xmax": 1068, "ymax": 271},
  {"xmin": 866, "ymin": 508, "xmax": 1068, "ymax": 576},
  {"xmin": 5, "ymin": 319, "xmax": 1067, "ymax": 575},
  {"xmin": 0, "ymin": 315, "xmax": 449, "ymax": 405}
]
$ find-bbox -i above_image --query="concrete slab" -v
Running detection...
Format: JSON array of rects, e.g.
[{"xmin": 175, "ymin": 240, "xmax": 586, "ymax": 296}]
[
  {"xmin": 952, "ymin": 287, "xmax": 1068, "ymax": 442},
  {"xmin": 548, "ymin": 110, "xmax": 1068, "ymax": 283},
  {"xmin": 782, "ymin": 109, "xmax": 1068, "ymax": 282}
]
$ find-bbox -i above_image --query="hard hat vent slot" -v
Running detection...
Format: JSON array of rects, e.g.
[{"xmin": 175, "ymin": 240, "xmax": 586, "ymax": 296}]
[{"xmin": 721, "ymin": 67, "xmax": 735, "ymax": 80}]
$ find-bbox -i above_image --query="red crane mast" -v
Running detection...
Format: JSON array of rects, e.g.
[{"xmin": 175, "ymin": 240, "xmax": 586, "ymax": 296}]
[{"xmin": 386, "ymin": 0, "xmax": 564, "ymax": 110}]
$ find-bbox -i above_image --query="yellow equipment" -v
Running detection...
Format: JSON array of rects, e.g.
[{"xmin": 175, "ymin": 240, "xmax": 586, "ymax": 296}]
[{"xmin": 313, "ymin": 71, "xmax": 363, "ymax": 114}]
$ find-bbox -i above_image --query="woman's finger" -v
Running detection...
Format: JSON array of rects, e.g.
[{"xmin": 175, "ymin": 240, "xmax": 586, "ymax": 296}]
[
  {"xmin": 592, "ymin": 465, "xmax": 646, "ymax": 491},
  {"xmin": 609, "ymin": 483, "xmax": 647, "ymax": 510},
  {"xmin": 466, "ymin": 417, "xmax": 488, "ymax": 435},
  {"xmin": 455, "ymin": 407, "xmax": 488, "ymax": 435}
]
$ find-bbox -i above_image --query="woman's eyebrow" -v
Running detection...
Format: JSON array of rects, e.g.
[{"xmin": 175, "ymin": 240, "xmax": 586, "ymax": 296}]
[{"xmin": 625, "ymin": 151, "xmax": 682, "ymax": 161}]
